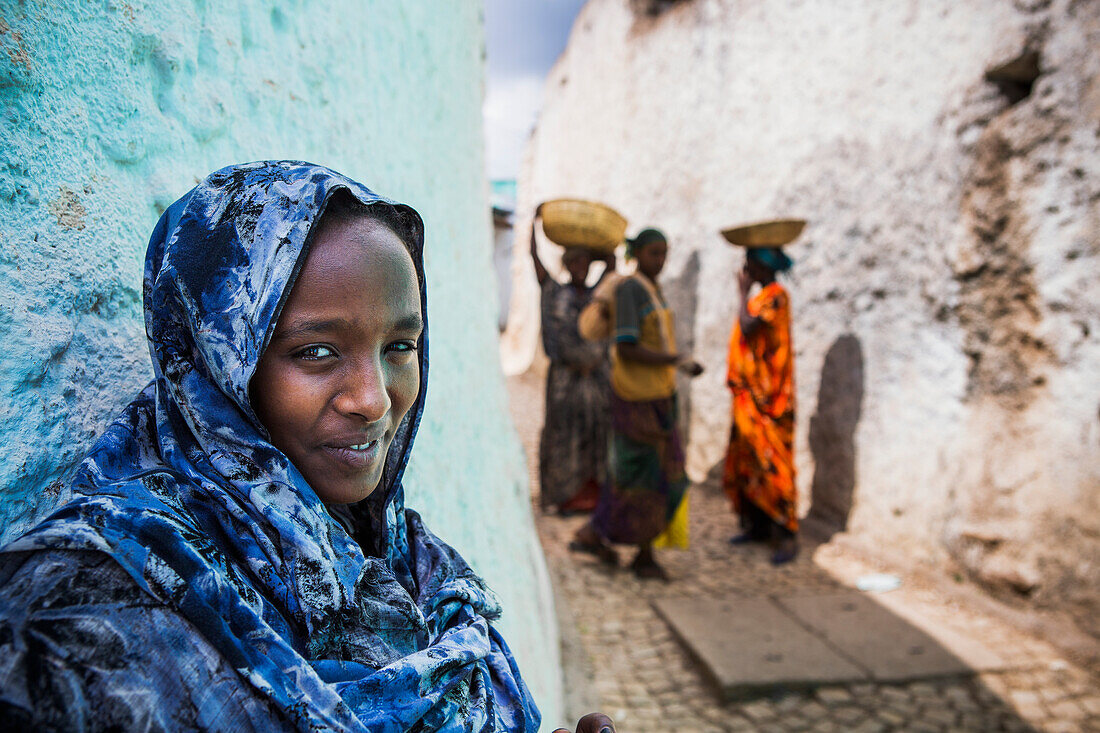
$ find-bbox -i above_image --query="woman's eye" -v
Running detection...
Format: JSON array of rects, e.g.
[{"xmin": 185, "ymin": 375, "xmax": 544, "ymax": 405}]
[
  {"xmin": 295, "ymin": 344, "xmax": 336, "ymax": 361},
  {"xmin": 386, "ymin": 340, "xmax": 418, "ymax": 357}
]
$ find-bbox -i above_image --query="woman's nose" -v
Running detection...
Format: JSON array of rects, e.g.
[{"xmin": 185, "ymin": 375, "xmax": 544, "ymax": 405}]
[{"xmin": 333, "ymin": 357, "xmax": 391, "ymax": 422}]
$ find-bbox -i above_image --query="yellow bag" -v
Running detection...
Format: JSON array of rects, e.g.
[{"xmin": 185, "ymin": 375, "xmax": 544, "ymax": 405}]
[{"xmin": 653, "ymin": 492, "xmax": 690, "ymax": 550}]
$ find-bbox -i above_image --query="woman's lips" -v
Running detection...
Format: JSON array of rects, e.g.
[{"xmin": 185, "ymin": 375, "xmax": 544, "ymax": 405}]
[{"xmin": 321, "ymin": 438, "xmax": 382, "ymax": 470}]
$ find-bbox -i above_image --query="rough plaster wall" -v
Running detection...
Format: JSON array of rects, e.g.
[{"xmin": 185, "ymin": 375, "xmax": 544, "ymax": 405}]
[
  {"xmin": 0, "ymin": 0, "xmax": 562, "ymax": 720},
  {"xmin": 510, "ymin": 0, "xmax": 1099, "ymax": 634}
]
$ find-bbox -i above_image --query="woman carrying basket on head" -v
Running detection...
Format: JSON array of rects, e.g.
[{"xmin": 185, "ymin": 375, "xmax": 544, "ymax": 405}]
[
  {"xmin": 571, "ymin": 229, "xmax": 703, "ymax": 581},
  {"xmin": 724, "ymin": 244, "xmax": 799, "ymax": 565},
  {"xmin": 530, "ymin": 205, "xmax": 616, "ymax": 515}
]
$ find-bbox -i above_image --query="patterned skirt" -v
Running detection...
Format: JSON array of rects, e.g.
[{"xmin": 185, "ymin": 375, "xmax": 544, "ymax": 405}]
[
  {"xmin": 722, "ymin": 388, "xmax": 798, "ymax": 532},
  {"xmin": 538, "ymin": 362, "xmax": 609, "ymax": 508},
  {"xmin": 591, "ymin": 392, "xmax": 687, "ymax": 545}
]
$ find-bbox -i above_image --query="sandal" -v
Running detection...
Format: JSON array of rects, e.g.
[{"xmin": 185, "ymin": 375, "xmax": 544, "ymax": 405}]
[
  {"xmin": 568, "ymin": 540, "xmax": 619, "ymax": 566},
  {"xmin": 629, "ymin": 554, "xmax": 670, "ymax": 582},
  {"xmin": 770, "ymin": 538, "xmax": 800, "ymax": 566}
]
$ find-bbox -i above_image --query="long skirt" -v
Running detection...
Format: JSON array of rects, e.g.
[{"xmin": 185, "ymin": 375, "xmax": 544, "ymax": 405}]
[
  {"xmin": 591, "ymin": 392, "xmax": 687, "ymax": 545},
  {"xmin": 722, "ymin": 391, "xmax": 798, "ymax": 533},
  {"xmin": 538, "ymin": 362, "xmax": 609, "ymax": 510}
]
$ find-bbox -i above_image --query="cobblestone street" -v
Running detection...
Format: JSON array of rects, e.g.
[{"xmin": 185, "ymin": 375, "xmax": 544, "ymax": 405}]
[{"xmin": 506, "ymin": 371, "xmax": 1100, "ymax": 732}]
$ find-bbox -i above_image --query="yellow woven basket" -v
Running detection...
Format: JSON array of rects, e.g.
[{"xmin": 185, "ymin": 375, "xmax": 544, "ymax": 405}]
[
  {"xmin": 721, "ymin": 218, "xmax": 807, "ymax": 247},
  {"xmin": 539, "ymin": 199, "xmax": 627, "ymax": 254}
]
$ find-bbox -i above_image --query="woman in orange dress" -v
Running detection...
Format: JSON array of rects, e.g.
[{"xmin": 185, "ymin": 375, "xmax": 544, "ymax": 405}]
[{"xmin": 723, "ymin": 247, "xmax": 798, "ymax": 565}]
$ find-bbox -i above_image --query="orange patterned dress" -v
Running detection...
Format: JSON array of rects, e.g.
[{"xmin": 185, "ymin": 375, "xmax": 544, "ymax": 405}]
[{"xmin": 723, "ymin": 282, "xmax": 797, "ymax": 532}]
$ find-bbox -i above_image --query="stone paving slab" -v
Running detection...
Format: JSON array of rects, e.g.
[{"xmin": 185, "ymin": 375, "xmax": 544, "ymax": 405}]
[
  {"xmin": 655, "ymin": 590, "xmax": 1012, "ymax": 701},
  {"xmin": 777, "ymin": 592, "xmax": 1006, "ymax": 683},
  {"xmin": 846, "ymin": 590, "xmax": 1012, "ymax": 674},
  {"xmin": 653, "ymin": 596, "xmax": 867, "ymax": 700}
]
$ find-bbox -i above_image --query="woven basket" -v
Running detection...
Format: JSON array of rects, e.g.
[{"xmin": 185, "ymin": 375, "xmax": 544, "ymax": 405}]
[
  {"xmin": 721, "ymin": 218, "xmax": 807, "ymax": 247},
  {"xmin": 539, "ymin": 199, "xmax": 627, "ymax": 254}
]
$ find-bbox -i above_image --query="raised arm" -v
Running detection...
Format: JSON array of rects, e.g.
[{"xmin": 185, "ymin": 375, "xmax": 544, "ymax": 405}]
[
  {"xmin": 738, "ymin": 264, "xmax": 763, "ymax": 338},
  {"xmin": 530, "ymin": 206, "xmax": 548, "ymax": 287},
  {"xmin": 592, "ymin": 250, "xmax": 616, "ymax": 286}
]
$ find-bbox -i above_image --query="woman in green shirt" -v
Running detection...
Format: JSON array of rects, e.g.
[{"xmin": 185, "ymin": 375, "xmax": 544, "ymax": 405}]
[{"xmin": 571, "ymin": 229, "xmax": 702, "ymax": 580}]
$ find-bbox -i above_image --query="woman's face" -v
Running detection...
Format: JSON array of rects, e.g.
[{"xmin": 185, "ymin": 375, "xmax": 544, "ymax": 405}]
[
  {"xmin": 562, "ymin": 249, "xmax": 593, "ymax": 284},
  {"xmin": 635, "ymin": 239, "xmax": 668, "ymax": 279},
  {"xmin": 744, "ymin": 254, "xmax": 773, "ymax": 284},
  {"xmin": 251, "ymin": 217, "xmax": 422, "ymax": 505}
]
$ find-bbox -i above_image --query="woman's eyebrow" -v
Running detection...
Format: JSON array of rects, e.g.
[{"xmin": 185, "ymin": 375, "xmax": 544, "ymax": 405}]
[
  {"xmin": 271, "ymin": 318, "xmax": 352, "ymax": 341},
  {"xmin": 394, "ymin": 313, "xmax": 424, "ymax": 332},
  {"xmin": 272, "ymin": 313, "xmax": 423, "ymax": 341}
]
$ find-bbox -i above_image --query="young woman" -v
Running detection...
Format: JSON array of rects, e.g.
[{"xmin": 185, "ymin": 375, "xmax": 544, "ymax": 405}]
[
  {"xmin": 571, "ymin": 229, "xmax": 703, "ymax": 580},
  {"xmin": 724, "ymin": 246, "xmax": 799, "ymax": 565},
  {"xmin": 530, "ymin": 207, "xmax": 614, "ymax": 514},
  {"xmin": 0, "ymin": 161, "xmax": 612, "ymax": 732}
]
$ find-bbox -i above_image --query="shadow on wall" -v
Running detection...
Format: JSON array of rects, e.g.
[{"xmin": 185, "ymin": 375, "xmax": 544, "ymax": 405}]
[
  {"xmin": 806, "ymin": 334, "xmax": 865, "ymax": 538},
  {"xmin": 667, "ymin": 249, "xmax": 700, "ymax": 442},
  {"xmin": 630, "ymin": 0, "xmax": 692, "ymax": 18}
]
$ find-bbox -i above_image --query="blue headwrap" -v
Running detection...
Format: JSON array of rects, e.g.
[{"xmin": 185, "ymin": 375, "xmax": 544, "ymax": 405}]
[
  {"xmin": 0, "ymin": 162, "xmax": 538, "ymax": 731},
  {"xmin": 747, "ymin": 246, "xmax": 794, "ymax": 273}
]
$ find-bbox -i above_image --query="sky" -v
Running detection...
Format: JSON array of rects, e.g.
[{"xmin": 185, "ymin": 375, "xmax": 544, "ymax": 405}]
[{"xmin": 483, "ymin": 0, "xmax": 588, "ymax": 182}]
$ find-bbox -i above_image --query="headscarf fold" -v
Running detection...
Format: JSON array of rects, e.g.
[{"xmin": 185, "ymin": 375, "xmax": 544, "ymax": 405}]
[
  {"xmin": 624, "ymin": 227, "xmax": 666, "ymax": 260},
  {"xmin": 0, "ymin": 161, "xmax": 539, "ymax": 731}
]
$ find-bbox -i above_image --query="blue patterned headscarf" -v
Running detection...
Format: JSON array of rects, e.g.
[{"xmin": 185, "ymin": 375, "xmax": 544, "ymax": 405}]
[{"xmin": 1, "ymin": 161, "xmax": 539, "ymax": 731}]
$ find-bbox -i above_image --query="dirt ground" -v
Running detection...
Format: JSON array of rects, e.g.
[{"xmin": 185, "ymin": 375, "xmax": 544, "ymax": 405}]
[{"xmin": 506, "ymin": 370, "xmax": 1100, "ymax": 733}]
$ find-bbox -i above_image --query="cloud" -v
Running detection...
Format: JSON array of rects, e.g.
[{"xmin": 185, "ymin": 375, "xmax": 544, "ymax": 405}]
[
  {"xmin": 484, "ymin": 73, "xmax": 546, "ymax": 180},
  {"xmin": 484, "ymin": 0, "xmax": 587, "ymax": 76}
]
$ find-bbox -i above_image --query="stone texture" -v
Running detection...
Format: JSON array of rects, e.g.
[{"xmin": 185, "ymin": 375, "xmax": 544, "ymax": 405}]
[
  {"xmin": 653, "ymin": 596, "xmax": 867, "ymax": 697},
  {"xmin": 506, "ymin": 0, "xmax": 1100, "ymax": 650},
  {"xmin": 776, "ymin": 593, "xmax": 1005, "ymax": 682},
  {"xmin": 0, "ymin": 2, "xmax": 561, "ymax": 720}
]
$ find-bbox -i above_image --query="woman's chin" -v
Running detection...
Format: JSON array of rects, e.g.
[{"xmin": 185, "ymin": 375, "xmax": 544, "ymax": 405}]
[{"xmin": 317, "ymin": 478, "xmax": 382, "ymax": 506}]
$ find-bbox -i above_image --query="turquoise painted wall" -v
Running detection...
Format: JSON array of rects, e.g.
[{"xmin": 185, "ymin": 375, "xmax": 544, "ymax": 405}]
[{"xmin": 0, "ymin": 0, "xmax": 562, "ymax": 724}]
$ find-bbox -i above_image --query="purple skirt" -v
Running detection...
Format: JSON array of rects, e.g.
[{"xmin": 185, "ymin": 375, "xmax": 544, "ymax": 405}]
[{"xmin": 591, "ymin": 392, "xmax": 687, "ymax": 545}]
